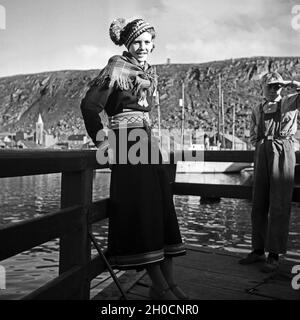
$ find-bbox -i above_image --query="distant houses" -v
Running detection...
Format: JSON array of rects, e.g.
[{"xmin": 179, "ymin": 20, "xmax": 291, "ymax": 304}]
[
  {"xmin": 151, "ymin": 129, "xmax": 249, "ymax": 151},
  {"xmin": 215, "ymin": 133, "xmax": 248, "ymax": 150},
  {"xmin": 6, "ymin": 113, "xmax": 300, "ymax": 151},
  {"xmin": 0, "ymin": 114, "xmax": 61, "ymax": 149},
  {"xmin": 0, "ymin": 132, "xmax": 16, "ymax": 148},
  {"xmin": 16, "ymin": 140, "xmax": 42, "ymax": 149},
  {"xmin": 0, "ymin": 130, "xmax": 90, "ymax": 150},
  {"xmin": 1, "ymin": 124, "xmax": 300, "ymax": 151},
  {"xmin": 34, "ymin": 113, "xmax": 59, "ymax": 148},
  {"xmin": 0, "ymin": 140, "xmax": 6, "ymax": 148},
  {"xmin": 67, "ymin": 134, "xmax": 89, "ymax": 149},
  {"xmin": 15, "ymin": 130, "xmax": 25, "ymax": 142}
]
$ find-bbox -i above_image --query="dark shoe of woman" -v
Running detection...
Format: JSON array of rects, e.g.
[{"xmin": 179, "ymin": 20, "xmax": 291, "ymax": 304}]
[
  {"xmin": 169, "ymin": 284, "xmax": 189, "ymax": 300},
  {"xmin": 149, "ymin": 286, "xmax": 178, "ymax": 300}
]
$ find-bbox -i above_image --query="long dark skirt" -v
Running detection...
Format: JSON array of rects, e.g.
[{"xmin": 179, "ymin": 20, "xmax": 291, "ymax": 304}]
[{"xmin": 106, "ymin": 127, "xmax": 186, "ymax": 270}]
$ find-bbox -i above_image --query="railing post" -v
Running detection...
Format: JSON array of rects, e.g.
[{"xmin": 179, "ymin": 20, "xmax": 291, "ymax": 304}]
[
  {"xmin": 295, "ymin": 165, "xmax": 300, "ymax": 185},
  {"xmin": 166, "ymin": 151, "xmax": 177, "ymax": 184},
  {"xmin": 166, "ymin": 164, "xmax": 177, "ymax": 184},
  {"xmin": 60, "ymin": 169, "xmax": 93, "ymax": 299}
]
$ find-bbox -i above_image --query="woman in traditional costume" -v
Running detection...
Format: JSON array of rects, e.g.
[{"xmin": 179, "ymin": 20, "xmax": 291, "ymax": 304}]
[{"xmin": 81, "ymin": 18, "xmax": 187, "ymax": 300}]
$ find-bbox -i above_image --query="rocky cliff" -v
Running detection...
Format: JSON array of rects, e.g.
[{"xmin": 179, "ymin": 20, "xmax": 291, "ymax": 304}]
[{"xmin": 0, "ymin": 56, "xmax": 299, "ymax": 140}]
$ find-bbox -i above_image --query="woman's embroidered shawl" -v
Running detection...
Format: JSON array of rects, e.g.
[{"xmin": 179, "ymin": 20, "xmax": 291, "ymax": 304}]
[{"xmin": 89, "ymin": 51, "xmax": 158, "ymax": 98}]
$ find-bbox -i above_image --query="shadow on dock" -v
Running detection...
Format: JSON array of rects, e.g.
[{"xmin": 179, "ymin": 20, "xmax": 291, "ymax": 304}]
[{"xmin": 93, "ymin": 246, "xmax": 300, "ymax": 300}]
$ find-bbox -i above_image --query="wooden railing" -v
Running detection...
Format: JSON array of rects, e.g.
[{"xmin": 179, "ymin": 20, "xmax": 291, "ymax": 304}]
[
  {"xmin": 0, "ymin": 150, "xmax": 107, "ymax": 299},
  {"xmin": 0, "ymin": 149, "xmax": 300, "ymax": 299}
]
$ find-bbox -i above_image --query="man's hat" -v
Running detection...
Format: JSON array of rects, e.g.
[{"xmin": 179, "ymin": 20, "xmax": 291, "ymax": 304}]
[{"xmin": 261, "ymin": 72, "xmax": 284, "ymax": 86}]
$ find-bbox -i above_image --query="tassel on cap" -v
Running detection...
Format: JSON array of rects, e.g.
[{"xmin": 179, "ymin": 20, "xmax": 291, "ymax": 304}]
[{"xmin": 109, "ymin": 18, "xmax": 127, "ymax": 46}]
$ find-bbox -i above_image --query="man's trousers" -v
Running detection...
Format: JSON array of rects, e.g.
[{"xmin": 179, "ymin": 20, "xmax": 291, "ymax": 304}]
[{"xmin": 251, "ymin": 139, "xmax": 295, "ymax": 254}]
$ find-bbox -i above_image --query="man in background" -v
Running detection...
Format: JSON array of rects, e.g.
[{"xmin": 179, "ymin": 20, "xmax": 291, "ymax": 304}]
[{"xmin": 239, "ymin": 72, "xmax": 300, "ymax": 273}]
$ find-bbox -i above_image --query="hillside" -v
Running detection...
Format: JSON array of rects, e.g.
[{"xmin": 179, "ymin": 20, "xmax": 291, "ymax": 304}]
[{"xmin": 0, "ymin": 56, "xmax": 299, "ymax": 140}]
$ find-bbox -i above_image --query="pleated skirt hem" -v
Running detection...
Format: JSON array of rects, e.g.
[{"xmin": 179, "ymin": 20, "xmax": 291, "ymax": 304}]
[{"xmin": 108, "ymin": 243, "xmax": 186, "ymax": 270}]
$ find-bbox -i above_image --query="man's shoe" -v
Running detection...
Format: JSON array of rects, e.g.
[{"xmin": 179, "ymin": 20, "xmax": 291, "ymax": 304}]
[
  {"xmin": 239, "ymin": 251, "xmax": 266, "ymax": 265},
  {"xmin": 261, "ymin": 257, "xmax": 279, "ymax": 273}
]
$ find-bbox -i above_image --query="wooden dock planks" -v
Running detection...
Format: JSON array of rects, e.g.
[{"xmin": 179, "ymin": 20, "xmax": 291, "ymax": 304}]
[{"xmin": 93, "ymin": 246, "xmax": 300, "ymax": 300}]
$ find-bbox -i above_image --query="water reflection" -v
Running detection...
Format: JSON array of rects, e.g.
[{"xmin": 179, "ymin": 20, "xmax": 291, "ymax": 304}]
[
  {"xmin": 0, "ymin": 171, "xmax": 299, "ymax": 299},
  {"xmin": 0, "ymin": 174, "xmax": 61, "ymax": 224}
]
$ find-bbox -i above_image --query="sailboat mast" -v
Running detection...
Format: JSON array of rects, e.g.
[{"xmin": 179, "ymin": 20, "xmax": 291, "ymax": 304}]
[
  {"xmin": 218, "ymin": 74, "xmax": 221, "ymax": 147},
  {"xmin": 221, "ymin": 89, "xmax": 225, "ymax": 147},
  {"xmin": 180, "ymin": 82, "xmax": 185, "ymax": 149},
  {"xmin": 232, "ymin": 103, "xmax": 235, "ymax": 150},
  {"xmin": 213, "ymin": 121, "xmax": 216, "ymax": 145}
]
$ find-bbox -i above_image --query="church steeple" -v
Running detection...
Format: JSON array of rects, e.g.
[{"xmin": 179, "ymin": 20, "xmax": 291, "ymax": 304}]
[
  {"xmin": 36, "ymin": 113, "xmax": 44, "ymax": 145},
  {"xmin": 37, "ymin": 113, "xmax": 43, "ymax": 124}
]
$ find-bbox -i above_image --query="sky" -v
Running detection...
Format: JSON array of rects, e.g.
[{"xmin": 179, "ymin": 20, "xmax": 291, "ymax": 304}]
[{"xmin": 0, "ymin": 0, "xmax": 299, "ymax": 77}]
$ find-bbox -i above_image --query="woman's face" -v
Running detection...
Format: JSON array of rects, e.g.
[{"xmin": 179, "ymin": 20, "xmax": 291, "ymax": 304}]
[{"xmin": 128, "ymin": 31, "xmax": 153, "ymax": 64}]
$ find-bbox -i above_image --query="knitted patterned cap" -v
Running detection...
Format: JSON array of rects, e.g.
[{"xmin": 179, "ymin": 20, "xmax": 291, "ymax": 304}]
[
  {"xmin": 109, "ymin": 18, "xmax": 155, "ymax": 48},
  {"xmin": 261, "ymin": 72, "xmax": 284, "ymax": 86}
]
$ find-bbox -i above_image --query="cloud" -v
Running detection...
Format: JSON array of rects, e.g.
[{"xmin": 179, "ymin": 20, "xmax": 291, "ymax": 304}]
[
  {"xmin": 75, "ymin": 45, "xmax": 118, "ymax": 69},
  {"xmin": 1, "ymin": 0, "xmax": 299, "ymax": 77},
  {"xmin": 76, "ymin": 45, "xmax": 101, "ymax": 59},
  {"xmin": 165, "ymin": 34, "xmax": 279, "ymax": 64},
  {"xmin": 149, "ymin": 0, "xmax": 300, "ymax": 64}
]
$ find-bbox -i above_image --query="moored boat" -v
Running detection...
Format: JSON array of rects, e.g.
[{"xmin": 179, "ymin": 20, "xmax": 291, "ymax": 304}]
[{"xmin": 176, "ymin": 160, "xmax": 252, "ymax": 173}]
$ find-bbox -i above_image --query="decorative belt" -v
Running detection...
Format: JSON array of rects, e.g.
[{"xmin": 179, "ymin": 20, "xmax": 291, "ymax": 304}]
[{"xmin": 109, "ymin": 111, "xmax": 151, "ymax": 130}]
